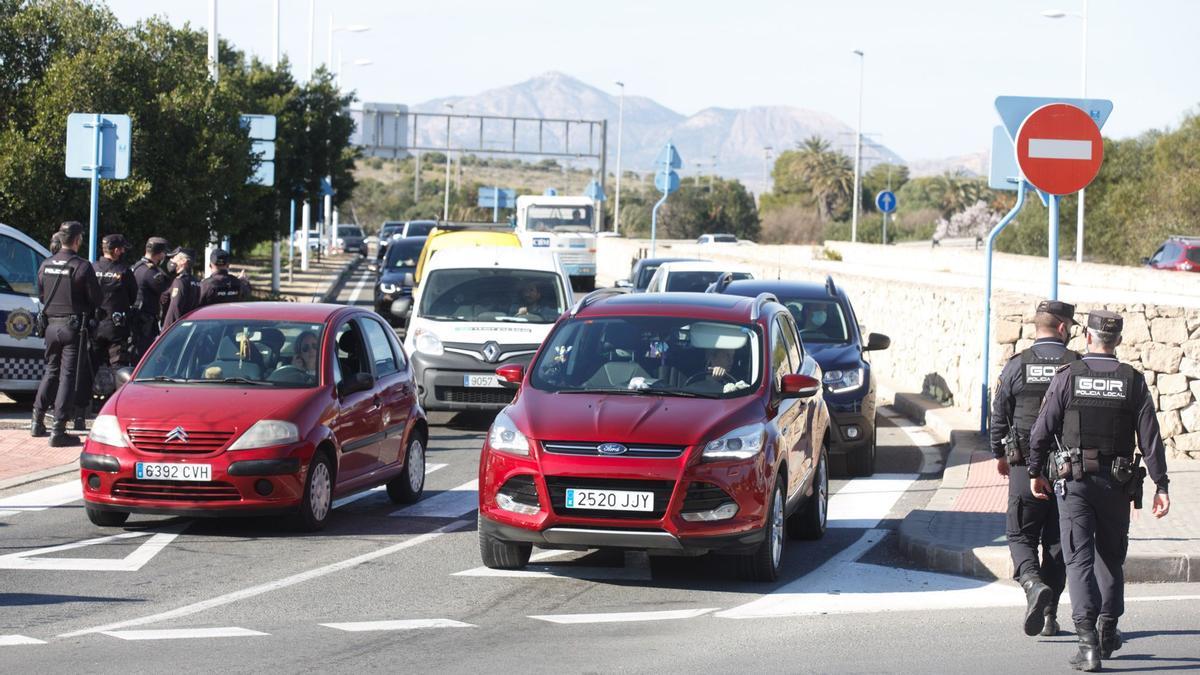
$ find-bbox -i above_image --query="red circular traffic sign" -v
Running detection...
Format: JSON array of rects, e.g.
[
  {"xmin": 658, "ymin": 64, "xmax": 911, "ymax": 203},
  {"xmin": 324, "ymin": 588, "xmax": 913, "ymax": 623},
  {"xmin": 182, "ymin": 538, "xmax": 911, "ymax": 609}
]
[{"xmin": 1016, "ymin": 103, "xmax": 1104, "ymax": 195}]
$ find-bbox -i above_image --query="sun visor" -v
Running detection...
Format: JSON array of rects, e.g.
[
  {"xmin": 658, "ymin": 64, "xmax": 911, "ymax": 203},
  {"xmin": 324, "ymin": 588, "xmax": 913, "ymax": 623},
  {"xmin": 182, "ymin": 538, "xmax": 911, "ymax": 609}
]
[{"xmin": 689, "ymin": 322, "xmax": 749, "ymax": 350}]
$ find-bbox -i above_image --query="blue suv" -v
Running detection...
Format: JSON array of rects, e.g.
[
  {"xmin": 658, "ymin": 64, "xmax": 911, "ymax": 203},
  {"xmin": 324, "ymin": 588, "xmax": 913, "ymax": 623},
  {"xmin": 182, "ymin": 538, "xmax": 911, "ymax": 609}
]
[{"xmin": 718, "ymin": 277, "xmax": 889, "ymax": 476}]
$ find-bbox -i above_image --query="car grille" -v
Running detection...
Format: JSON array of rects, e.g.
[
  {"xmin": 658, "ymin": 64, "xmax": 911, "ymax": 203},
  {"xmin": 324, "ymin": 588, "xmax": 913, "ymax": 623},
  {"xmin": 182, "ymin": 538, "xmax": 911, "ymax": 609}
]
[
  {"xmin": 541, "ymin": 441, "xmax": 686, "ymax": 459},
  {"xmin": 498, "ymin": 475, "xmax": 540, "ymax": 508},
  {"xmin": 544, "ymin": 477, "xmax": 674, "ymax": 520},
  {"xmin": 127, "ymin": 427, "xmax": 235, "ymax": 455},
  {"xmin": 435, "ymin": 386, "xmax": 515, "ymax": 405},
  {"xmin": 681, "ymin": 482, "xmax": 734, "ymax": 513},
  {"xmin": 111, "ymin": 479, "xmax": 241, "ymax": 502}
]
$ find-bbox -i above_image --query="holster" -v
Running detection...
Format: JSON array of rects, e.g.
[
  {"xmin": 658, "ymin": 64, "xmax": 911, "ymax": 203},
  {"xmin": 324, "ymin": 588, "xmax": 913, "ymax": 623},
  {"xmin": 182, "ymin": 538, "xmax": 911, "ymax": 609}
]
[
  {"xmin": 1003, "ymin": 437, "xmax": 1024, "ymax": 466},
  {"xmin": 1052, "ymin": 448, "xmax": 1071, "ymax": 479},
  {"xmin": 1125, "ymin": 455, "xmax": 1146, "ymax": 510},
  {"xmin": 1069, "ymin": 447, "xmax": 1084, "ymax": 481}
]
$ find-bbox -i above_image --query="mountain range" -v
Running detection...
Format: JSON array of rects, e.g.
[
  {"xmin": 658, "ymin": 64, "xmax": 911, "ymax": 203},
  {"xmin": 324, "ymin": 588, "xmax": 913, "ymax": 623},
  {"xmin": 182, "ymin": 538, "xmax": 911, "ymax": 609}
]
[{"xmin": 407, "ymin": 72, "xmax": 915, "ymax": 189}]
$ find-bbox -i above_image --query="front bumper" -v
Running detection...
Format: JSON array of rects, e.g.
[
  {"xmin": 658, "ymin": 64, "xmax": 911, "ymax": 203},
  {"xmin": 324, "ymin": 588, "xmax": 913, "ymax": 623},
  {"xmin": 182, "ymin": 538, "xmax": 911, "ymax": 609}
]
[
  {"xmin": 823, "ymin": 383, "xmax": 876, "ymax": 456},
  {"xmin": 480, "ymin": 514, "xmax": 765, "ymax": 554},
  {"xmin": 410, "ymin": 350, "xmax": 529, "ymax": 412}
]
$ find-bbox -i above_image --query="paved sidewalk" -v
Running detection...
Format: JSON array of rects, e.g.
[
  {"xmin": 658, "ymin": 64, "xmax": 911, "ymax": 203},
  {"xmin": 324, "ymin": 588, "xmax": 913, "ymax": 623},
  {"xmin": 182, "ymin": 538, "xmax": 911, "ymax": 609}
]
[{"xmin": 893, "ymin": 391, "xmax": 1199, "ymax": 582}]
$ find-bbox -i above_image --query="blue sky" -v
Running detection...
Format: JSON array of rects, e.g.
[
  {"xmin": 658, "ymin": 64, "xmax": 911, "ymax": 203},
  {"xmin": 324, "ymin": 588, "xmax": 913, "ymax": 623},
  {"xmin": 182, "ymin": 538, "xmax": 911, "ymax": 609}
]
[{"xmin": 105, "ymin": 0, "xmax": 1199, "ymax": 161}]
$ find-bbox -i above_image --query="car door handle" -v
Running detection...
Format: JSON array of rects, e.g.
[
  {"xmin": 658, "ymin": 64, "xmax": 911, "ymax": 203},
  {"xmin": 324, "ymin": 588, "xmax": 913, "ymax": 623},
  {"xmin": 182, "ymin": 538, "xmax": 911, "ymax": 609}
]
[{"xmin": 369, "ymin": 395, "xmax": 382, "ymax": 412}]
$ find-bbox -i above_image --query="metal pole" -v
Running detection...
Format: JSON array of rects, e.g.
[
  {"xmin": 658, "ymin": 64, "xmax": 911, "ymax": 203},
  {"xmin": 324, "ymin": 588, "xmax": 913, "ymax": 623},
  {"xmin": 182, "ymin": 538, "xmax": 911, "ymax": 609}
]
[
  {"xmin": 87, "ymin": 114, "xmax": 103, "ymax": 263},
  {"xmin": 613, "ymin": 82, "xmax": 624, "ymax": 234},
  {"xmin": 272, "ymin": 0, "xmax": 280, "ymax": 69},
  {"xmin": 327, "ymin": 13, "xmax": 334, "ymax": 73},
  {"xmin": 443, "ymin": 109, "xmax": 452, "ymax": 221},
  {"xmin": 1048, "ymin": 194, "xmax": 1060, "ymax": 300},
  {"xmin": 288, "ymin": 199, "xmax": 296, "ymax": 283},
  {"xmin": 307, "ymin": 0, "xmax": 315, "ymax": 78},
  {"xmin": 271, "ymin": 236, "xmax": 280, "ymax": 293},
  {"xmin": 882, "ymin": 211, "xmax": 888, "ymax": 246},
  {"xmin": 323, "ymin": 192, "xmax": 333, "ymax": 255},
  {"xmin": 650, "ymin": 193, "xmax": 667, "ymax": 258},
  {"xmin": 1076, "ymin": 0, "xmax": 1089, "ymax": 263},
  {"xmin": 598, "ymin": 119, "xmax": 607, "ymax": 232},
  {"xmin": 980, "ymin": 180, "xmax": 1028, "ymax": 433},
  {"xmin": 493, "ymin": 187, "xmax": 499, "ymax": 223},
  {"xmin": 301, "ymin": 200, "xmax": 311, "ymax": 272},
  {"xmin": 851, "ymin": 50, "xmax": 864, "ymax": 243},
  {"xmin": 208, "ymin": 0, "xmax": 218, "ymax": 83}
]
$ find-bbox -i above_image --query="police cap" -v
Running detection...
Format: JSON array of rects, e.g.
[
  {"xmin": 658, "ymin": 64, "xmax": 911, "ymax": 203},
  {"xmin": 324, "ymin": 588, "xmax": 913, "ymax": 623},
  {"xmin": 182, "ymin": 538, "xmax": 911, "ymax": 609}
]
[
  {"xmin": 1036, "ymin": 299, "xmax": 1077, "ymax": 325},
  {"xmin": 102, "ymin": 233, "xmax": 130, "ymax": 251},
  {"xmin": 1087, "ymin": 309, "xmax": 1123, "ymax": 334},
  {"xmin": 58, "ymin": 221, "xmax": 85, "ymax": 238},
  {"xmin": 146, "ymin": 237, "xmax": 170, "ymax": 255},
  {"xmin": 168, "ymin": 246, "xmax": 196, "ymax": 262},
  {"xmin": 210, "ymin": 248, "xmax": 231, "ymax": 266}
]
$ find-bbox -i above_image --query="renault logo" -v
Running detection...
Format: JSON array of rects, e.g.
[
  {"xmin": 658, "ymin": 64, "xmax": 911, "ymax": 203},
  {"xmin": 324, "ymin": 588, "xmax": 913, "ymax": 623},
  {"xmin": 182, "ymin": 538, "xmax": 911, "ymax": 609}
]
[
  {"xmin": 165, "ymin": 426, "xmax": 189, "ymax": 443},
  {"xmin": 482, "ymin": 342, "xmax": 501, "ymax": 363},
  {"xmin": 597, "ymin": 443, "xmax": 628, "ymax": 456}
]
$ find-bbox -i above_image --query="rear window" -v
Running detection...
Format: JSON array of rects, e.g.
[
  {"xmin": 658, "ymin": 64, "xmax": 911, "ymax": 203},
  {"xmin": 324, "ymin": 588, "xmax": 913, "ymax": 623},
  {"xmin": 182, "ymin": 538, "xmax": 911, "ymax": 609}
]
[
  {"xmin": 405, "ymin": 221, "xmax": 436, "ymax": 237},
  {"xmin": 665, "ymin": 271, "xmax": 752, "ymax": 293},
  {"xmin": 338, "ymin": 226, "xmax": 363, "ymax": 238}
]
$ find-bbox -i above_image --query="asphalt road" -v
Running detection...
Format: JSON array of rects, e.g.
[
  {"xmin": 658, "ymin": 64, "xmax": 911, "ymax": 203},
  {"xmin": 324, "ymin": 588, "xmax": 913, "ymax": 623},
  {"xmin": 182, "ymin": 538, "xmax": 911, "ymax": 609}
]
[{"xmin": 2, "ymin": 269, "xmax": 1197, "ymax": 673}]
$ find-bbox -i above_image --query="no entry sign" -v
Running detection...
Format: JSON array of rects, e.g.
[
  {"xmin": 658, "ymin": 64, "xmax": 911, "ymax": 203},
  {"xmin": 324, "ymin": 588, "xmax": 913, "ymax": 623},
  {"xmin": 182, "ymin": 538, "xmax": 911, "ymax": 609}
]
[{"xmin": 1016, "ymin": 103, "xmax": 1104, "ymax": 195}]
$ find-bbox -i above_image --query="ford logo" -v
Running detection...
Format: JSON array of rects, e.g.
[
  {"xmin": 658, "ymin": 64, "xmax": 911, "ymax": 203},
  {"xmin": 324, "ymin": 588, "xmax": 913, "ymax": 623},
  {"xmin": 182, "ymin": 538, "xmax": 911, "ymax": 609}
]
[{"xmin": 597, "ymin": 443, "xmax": 628, "ymax": 456}]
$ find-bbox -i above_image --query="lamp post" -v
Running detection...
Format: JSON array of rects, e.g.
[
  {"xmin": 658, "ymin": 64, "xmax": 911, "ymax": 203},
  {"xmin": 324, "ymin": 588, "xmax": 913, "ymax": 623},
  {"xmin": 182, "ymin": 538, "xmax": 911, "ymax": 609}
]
[
  {"xmin": 1042, "ymin": 2, "xmax": 1089, "ymax": 263},
  {"xmin": 761, "ymin": 146, "xmax": 773, "ymax": 204},
  {"xmin": 336, "ymin": 53, "xmax": 373, "ymax": 88},
  {"xmin": 710, "ymin": 154, "xmax": 717, "ymax": 191},
  {"xmin": 443, "ymin": 103, "xmax": 454, "ymax": 222},
  {"xmin": 851, "ymin": 49, "xmax": 864, "ymax": 243},
  {"xmin": 327, "ymin": 17, "xmax": 370, "ymax": 72},
  {"xmin": 613, "ymin": 81, "xmax": 625, "ymax": 234}
]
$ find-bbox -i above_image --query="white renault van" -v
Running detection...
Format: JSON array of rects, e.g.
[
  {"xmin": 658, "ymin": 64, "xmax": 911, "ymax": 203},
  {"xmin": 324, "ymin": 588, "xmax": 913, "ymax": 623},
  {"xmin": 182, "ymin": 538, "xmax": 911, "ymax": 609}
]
[
  {"xmin": 0, "ymin": 223, "xmax": 51, "ymax": 403},
  {"xmin": 401, "ymin": 247, "xmax": 572, "ymax": 412}
]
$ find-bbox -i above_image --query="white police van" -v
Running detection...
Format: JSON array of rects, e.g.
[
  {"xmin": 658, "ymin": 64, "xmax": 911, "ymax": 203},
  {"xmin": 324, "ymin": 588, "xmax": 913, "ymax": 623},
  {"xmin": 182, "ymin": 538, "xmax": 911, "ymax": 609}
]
[{"xmin": 0, "ymin": 223, "xmax": 51, "ymax": 403}]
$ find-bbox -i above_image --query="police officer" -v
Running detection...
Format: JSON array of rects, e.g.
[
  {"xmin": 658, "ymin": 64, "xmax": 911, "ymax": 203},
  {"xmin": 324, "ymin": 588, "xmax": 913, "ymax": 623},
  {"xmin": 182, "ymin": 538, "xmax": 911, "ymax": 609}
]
[
  {"xmin": 1029, "ymin": 310, "xmax": 1171, "ymax": 671},
  {"xmin": 73, "ymin": 234, "xmax": 138, "ymax": 427},
  {"xmin": 990, "ymin": 300, "xmax": 1078, "ymax": 637},
  {"xmin": 32, "ymin": 221, "xmax": 101, "ymax": 446},
  {"xmin": 199, "ymin": 248, "xmax": 251, "ymax": 306},
  {"xmin": 161, "ymin": 247, "xmax": 201, "ymax": 330},
  {"xmin": 130, "ymin": 237, "xmax": 171, "ymax": 361}
]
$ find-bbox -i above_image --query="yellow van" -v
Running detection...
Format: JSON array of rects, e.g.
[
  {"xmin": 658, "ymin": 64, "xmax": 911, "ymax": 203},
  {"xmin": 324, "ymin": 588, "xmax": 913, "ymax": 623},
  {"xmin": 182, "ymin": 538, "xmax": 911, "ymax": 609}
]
[{"xmin": 413, "ymin": 229, "xmax": 522, "ymax": 284}]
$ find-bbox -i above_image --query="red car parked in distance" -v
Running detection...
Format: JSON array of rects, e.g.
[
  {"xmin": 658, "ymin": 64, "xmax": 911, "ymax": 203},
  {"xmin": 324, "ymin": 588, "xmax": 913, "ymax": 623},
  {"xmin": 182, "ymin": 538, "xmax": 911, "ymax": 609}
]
[
  {"xmin": 80, "ymin": 302, "xmax": 427, "ymax": 530},
  {"xmin": 1144, "ymin": 235, "xmax": 1200, "ymax": 272},
  {"xmin": 477, "ymin": 290, "xmax": 832, "ymax": 582}
]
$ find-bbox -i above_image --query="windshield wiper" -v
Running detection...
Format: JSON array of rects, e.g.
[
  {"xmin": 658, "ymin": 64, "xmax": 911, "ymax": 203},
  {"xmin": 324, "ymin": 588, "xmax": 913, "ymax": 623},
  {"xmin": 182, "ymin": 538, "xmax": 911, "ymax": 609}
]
[
  {"xmin": 186, "ymin": 377, "xmax": 272, "ymax": 386},
  {"xmin": 492, "ymin": 316, "xmax": 531, "ymax": 323},
  {"xmin": 423, "ymin": 314, "xmax": 464, "ymax": 321},
  {"xmin": 555, "ymin": 386, "xmax": 718, "ymax": 399},
  {"xmin": 640, "ymin": 385, "xmax": 720, "ymax": 399},
  {"xmin": 134, "ymin": 375, "xmax": 188, "ymax": 383}
]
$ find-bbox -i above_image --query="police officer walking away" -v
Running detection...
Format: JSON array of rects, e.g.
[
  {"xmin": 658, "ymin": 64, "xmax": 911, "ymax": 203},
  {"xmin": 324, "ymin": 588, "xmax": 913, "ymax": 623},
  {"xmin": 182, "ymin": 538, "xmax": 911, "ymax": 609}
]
[
  {"xmin": 199, "ymin": 248, "xmax": 251, "ymax": 306},
  {"xmin": 161, "ymin": 247, "xmax": 201, "ymax": 331},
  {"xmin": 32, "ymin": 221, "xmax": 101, "ymax": 446},
  {"xmin": 130, "ymin": 237, "xmax": 170, "ymax": 362},
  {"xmin": 1028, "ymin": 310, "xmax": 1172, "ymax": 671},
  {"xmin": 990, "ymin": 300, "xmax": 1078, "ymax": 637},
  {"xmin": 74, "ymin": 234, "xmax": 138, "ymax": 427}
]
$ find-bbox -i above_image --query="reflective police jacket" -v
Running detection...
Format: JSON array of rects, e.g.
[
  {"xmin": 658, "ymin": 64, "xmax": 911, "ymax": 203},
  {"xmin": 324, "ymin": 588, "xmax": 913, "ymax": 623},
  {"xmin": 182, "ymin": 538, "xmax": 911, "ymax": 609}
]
[
  {"xmin": 989, "ymin": 337, "xmax": 1078, "ymax": 457},
  {"xmin": 37, "ymin": 249, "xmax": 101, "ymax": 318},
  {"xmin": 93, "ymin": 257, "xmax": 138, "ymax": 326}
]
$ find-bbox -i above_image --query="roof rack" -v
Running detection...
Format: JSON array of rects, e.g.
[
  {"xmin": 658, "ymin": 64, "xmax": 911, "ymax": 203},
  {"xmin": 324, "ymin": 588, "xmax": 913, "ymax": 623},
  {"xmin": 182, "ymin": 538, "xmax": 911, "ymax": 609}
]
[
  {"xmin": 569, "ymin": 287, "xmax": 628, "ymax": 316},
  {"xmin": 824, "ymin": 275, "xmax": 838, "ymax": 298},
  {"xmin": 750, "ymin": 292, "xmax": 779, "ymax": 321},
  {"xmin": 704, "ymin": 272, "xmax": 735, "ymax": 294}
]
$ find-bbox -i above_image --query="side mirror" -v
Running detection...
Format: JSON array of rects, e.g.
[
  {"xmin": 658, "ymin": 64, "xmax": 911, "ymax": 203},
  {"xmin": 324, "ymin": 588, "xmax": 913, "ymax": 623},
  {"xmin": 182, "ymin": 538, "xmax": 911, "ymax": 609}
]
[
  {"xmin": 614, "ymin": 279, "xmax": 632, "ymax": 288},
  {"xmin": 337, "ymin": 371, "xmax": 374, "ymax": 397},
  {"xmin": 865, "ymin": 332, "xmax": 891, "ymax": 352},
  {"xmin": 780, "ymin": 373, "xmax": 821, "ymax": 399},
  {"xmin": 390, "ymin": 297, "xmax": 412, "ymax": 318},
  {"xmin": 495, "ymin": 364, "xmax": 525, "ymax": 388},
  {"xmin": 114, "ymin": 367, "xmax": 134, "ymax": 387},
  {"xmin": 1141, "ymin": 257, "xmax": 1151, "ymax": 266}
]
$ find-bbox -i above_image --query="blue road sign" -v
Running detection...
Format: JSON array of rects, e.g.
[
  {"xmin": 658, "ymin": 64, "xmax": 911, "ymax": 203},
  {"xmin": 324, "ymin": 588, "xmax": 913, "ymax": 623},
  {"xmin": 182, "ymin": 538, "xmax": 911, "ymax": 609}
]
[
  {"xmin": 655, "ymin": 143, "xmax": 683, "ymax": 169},
  {"xmin": 319, "ymin": 177, "xmax": 334, "ymax": 196},
  {"xmin": 584, "ymin": 179, "xmax": 606, "ymax": 201},
  {"xmin": 875, "ymin": 190, "xmax": 897, "ymax": 214},
  {"xmin": 994, "ymin": 96, "xmax": 1113, "ymax": 140},
  {"xmin": 655, "ymin": 170, "xmax": 680, "ymax": 194},
  {"xmin": 477, "ymin": 187, "xmax": 516, "ymax": 208},
  {"xmin": 65, "ymin": 113, "xmax": 131, "ymax": 180},
  {"xmin": 988, "ymin": 125, "xmax": 1021, "ymax": 192}
]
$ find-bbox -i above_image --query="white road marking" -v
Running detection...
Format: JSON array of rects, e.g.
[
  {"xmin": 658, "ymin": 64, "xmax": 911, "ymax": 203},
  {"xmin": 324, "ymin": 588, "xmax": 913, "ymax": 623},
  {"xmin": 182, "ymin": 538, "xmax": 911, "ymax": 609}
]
[
  {"xmin": 389, "ymin": 479, "xmax": 477, "ymax": 518},
  {"xmin": 102, "ymin": 627, "xmax": 267, "ymax": 641},
  {"xmin": 332, "ymin": 463, "xmax": 446, "ymax": 510},
  {"xmin": 59, "ymin": 518, "xmax": 473, "ymax": 638},
  {"xmin": 346, "ymin": 269, "xmax": 371, "ymax": 305},
  {"xmin": 530, "ymin": 608, "xmax": 717, "ymax": 624},
  {"xmin": 1028, "ymin": 138, "xmax": 1093, "ymax": 161},
  {"xmin": 827, "ymin": 474, "xmax": 917, "ymax": 529},
  {"xmin": 0, "ymin": 480, "xmax": 80, "ymax": 518},
  {"xmin": 320, "ymin": 619, "xmax": 475, "ymax": 632},
  {"xmin": 0, "ymin": 635, "xmax": 46, "ymax": 646},
  {"xmin": 879, "ymin": 407, "xmax": 943, "ymax": 474},
  {"xmin": 455, "ymin": 550, "xmax": 652, "ymax": 581},
  {"xmin": 0, "ymin": 525, "xmax": 186, "ymax": 571}
]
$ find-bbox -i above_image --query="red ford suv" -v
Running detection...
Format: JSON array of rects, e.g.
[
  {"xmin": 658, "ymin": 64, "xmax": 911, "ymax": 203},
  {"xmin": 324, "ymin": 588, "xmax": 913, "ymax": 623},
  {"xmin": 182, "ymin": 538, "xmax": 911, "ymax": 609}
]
[
  {"xmin": 1144, "ymin": 236, "xmax": 1200, "ymax": 272},
  {"xmin": 477, "ymin": 290, "xmax": 831, "ymax": 581}
]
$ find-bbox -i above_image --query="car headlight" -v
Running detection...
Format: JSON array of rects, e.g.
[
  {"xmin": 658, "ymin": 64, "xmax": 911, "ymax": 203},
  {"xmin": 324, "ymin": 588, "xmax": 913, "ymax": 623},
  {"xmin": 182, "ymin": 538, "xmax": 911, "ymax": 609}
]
[
  {"xmin": 823, "ymin": 367, "xmax": 864, "ymax": 394},
  {"xmin": 488, "ymin": 410, "xmax": 530, "ymax": 457},
  {"xmin": 228, "ymin": 420, "xmax": 300, "ymax": 451},
  {"xmin": 88, "ymin": 414, "xmax": 128, "ymax": 448},
  {"xmin": 379, "ymin": 282, "xmax": 398, "ymax": 294},
  {"xmin": 702, "ymin": 423, "xmax": 765, "ymax": 461},
  {"xmin": 413, "ymin": 327, "xmax": 443, "ymax": 356}
]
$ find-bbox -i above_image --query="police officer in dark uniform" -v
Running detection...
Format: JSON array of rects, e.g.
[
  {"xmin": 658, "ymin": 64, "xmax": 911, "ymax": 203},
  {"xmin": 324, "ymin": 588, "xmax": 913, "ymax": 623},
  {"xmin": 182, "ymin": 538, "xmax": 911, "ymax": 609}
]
[
  {"xmin": 199, "ymin": 248, "xmax": 251, "ymax": 306},
  {"xmin": 130, "ymin": 237, "xmax": 171, "ymax": 361},
  {"xmin": 32, "ymin": 221, "xmax": 101, "ymax": 446},
  {"xmin": 990, "ymin": 300, "xmax": 1078, "ymax": 637},
  {"xmin": 73, "ymin": 234, "xmax": 139, "ymax": 427},
  {"xmin": 1029, "ymin": 310, "xmax": 1172, "ymax": 671},
  {"xmin": 161, "ymin": 247, "xmax": 201, "ymax": 330}
]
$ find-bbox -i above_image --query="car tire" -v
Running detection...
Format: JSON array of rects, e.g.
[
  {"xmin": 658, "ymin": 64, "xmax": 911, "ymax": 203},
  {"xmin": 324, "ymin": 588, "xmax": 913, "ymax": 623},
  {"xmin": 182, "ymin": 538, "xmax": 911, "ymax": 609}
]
[
  {"xmin": 85, "ymin": 506, "xmax": 129, "ymax": 527},
  {"xmin": 386, "ymin": 433, "xmax": 425, "ymax": 504},
  {"xmin": 739, "ymin": 476, "xmax": 785, "ymax": 582},
  {"xmin": 478, "ymin": 514, "xmax": 532, "ymax": 570},
  {"xmin": 788, "ymin": 447, "xmax": 829, "ymax": 541},
  {"xmin": 845, "ymin": 429, "xmax": 876, "ymax": 477},
  {"xmin": 294, "ymin": 452, "xmax": 334, "ymax": 532}
]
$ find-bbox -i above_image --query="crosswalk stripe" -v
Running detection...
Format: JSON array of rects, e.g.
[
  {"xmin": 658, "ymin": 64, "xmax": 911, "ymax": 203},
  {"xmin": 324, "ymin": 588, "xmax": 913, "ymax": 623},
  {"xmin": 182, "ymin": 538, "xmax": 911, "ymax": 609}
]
[
  {"xmin": 332, "ymin": 463, "xmax": 447, "ymax": 510},
  {"xmin": 0, "ymin": 480, "xmax": 80, "ymax": 518},
  {"xmin": 0, "ymin": 635, "xmax": 46, "ymax": 646},
  {"xmin": 529, "ymin": 608, "xmax": 717, "ymax": 624},
  {"xmin": 320, "ymin": 619, "xmax": 475, "ymax": 632},
  {"xmin": 389, "ymin": 480, "xmax": 477, "ymax": 518},
  {"xmin": 827, "ymin": 474, "xmax": 917, "ymax": 529},
  {"xmin": 101, "ymin": 627, "xmax": 268, "ymax": 641}
]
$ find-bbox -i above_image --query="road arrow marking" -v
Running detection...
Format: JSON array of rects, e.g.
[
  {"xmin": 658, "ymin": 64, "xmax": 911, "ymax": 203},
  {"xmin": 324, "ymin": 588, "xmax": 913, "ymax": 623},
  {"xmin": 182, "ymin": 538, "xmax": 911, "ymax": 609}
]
[{"xmin": 0, "ymin": 525, "xmax": 186, "ymax": 571}]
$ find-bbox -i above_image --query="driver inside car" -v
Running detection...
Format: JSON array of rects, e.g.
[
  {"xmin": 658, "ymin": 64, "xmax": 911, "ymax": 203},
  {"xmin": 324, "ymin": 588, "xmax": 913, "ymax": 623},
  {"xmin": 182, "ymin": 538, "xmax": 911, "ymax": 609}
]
[
  {"xmin": 512, "ymin": 281, "xmax": 555, "ymax": 319},
  {"xmin": 290, "ymin": 330, "xmax": 319, "ymax": 375}
]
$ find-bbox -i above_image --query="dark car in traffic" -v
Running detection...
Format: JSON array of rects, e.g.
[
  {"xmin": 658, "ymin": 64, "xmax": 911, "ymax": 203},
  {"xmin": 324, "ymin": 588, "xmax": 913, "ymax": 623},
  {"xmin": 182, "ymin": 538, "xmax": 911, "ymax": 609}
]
[
  {"xmin": 616, "ymin": 257, "xmax": 702, "ymax": 293},
  {"xmin": 374, "ymin": 236, "xmax": 427, "ymax": 326},
  {"xmin": 718, "ymin": 277, "xmax": 889, "ymax": 476}
]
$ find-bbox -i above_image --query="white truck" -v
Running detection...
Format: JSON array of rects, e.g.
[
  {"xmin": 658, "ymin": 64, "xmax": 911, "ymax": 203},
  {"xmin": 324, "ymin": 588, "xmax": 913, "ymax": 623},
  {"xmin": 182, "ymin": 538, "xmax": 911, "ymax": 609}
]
[{"xmin": 513, "ymin": 195, "xmax": 597, "ymax": 290}]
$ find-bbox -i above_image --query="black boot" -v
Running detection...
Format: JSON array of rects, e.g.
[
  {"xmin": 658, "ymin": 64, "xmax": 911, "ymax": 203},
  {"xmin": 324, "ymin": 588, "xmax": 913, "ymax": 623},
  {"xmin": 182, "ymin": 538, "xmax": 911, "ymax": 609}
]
[
  {"xmin": 73, "ymin": 415, "xmax": 87, "ymax": 431},
  {"xmin": 1099, "ymin": 622, "xmax": 1123, "ymax": 659},
  {"xmin": 1069, "ymin": 628, "xmax": 1102, "ymax": 672},
  {"xmin": 1041, "ymin": 604, "xmax": 1061, "ymax": 637},
  {"xmin": 31, "ymin": 409, "xmax": 47, "ymax": 438},
  {"xmin": 1021, "ymin": 574, "xmax": 1053, "ymax": 636},
  {"xmin": 48, "ymin": 418, "xmax": 81, "ymax": 448}
]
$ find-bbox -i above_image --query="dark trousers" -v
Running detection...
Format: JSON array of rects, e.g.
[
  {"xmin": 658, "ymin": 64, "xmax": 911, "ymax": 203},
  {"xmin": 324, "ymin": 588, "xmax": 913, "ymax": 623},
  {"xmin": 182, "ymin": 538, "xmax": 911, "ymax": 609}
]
[
  {"xmin": 76, "ymin": 324, "xmax": 130, "ymax": 413},
  {"xmin": 132, "ymin": 317, "xmax": 159, "ymax": 365},
  {"xmin": 34, "ymin": 321, "xmax": 80, "ymax": 420},
  {"xmin": 1007, "ymin": 464, "xmax": 1065, "ymax": 596},
  {"xmin": 1057, "ymin": 473, "xmax": 1131, "ymax": 631}
]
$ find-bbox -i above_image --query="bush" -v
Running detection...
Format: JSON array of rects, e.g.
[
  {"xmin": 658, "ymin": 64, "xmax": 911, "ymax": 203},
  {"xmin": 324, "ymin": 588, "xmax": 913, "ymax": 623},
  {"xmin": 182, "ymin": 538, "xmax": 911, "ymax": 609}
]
[{"xmin": 760, "ymin": 205, "xmax": 824, "ymax": 244}]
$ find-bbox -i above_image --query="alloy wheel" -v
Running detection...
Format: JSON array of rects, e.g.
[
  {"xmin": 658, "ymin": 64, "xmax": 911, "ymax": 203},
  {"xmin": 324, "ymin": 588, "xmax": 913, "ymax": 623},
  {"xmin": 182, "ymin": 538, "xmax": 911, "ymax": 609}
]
[
  {"xmin": 770, "ymin": 485, "xmax": 784, "ymax": 569},
  {"xmin": 408, "ymin": 439, "xmax": 425, "ymax": 492},
  {"xmin": 309, "ymin": 462, "xmax": 331, "ymax": 522}
]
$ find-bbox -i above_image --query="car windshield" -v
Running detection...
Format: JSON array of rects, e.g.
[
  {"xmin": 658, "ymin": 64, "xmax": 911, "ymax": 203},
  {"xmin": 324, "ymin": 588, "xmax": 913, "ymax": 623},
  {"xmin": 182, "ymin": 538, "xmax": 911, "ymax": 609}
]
[
  {"xmin": 135, "ymin": 319, "xmax": 325, "ymax": 387},
  {"xmin": 405, "ymin": 221, "xmax": 436, "ymax": 237},
  {"xmin": 665, "ymin": 271, "xmax": 752, "ymax": 292},
  {"xmin": 418, "ymin": 268, "xmax": 565, "ymax": 323},
  {"xmin": 531, "ymin": 316, "xmax": 761, "ymax": 398},
  {"xmin": 526, "ymin": 205, "xmax": 593, "ymax": 233},
  {"xmin": 338, "ymin": 226, "xmax": 362, "ymax": 238},
  {"xmin": 380, "ymin": 224, "xmax": 403, "ymax": 238},
  {"xmin": 385, "ymin": 237, "xmax": 426, "ymax": 269},
  {"xmin": 779, "ymin": 298, "xmax": 850, "ymax": 344}
]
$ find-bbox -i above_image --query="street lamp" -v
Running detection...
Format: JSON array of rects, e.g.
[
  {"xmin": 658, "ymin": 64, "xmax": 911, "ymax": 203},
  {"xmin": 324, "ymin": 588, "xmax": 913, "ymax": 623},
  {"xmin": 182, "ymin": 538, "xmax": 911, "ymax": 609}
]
[
  {"xmin": 335, "ymin": 54, "xmax": 372, "ymax": 88},
  {"xmin": 327, "ymin": 16, "xmax": 370, "ymax": 74},
  {"xmin": 613, "ymin": 81, "xmax": 625, "ymax": 234},
  {"xmin": 761, "ymin": 146, "xmax": 773, "ymax": 203},
  {"xmin": 1042, "ymin": 2, "xmax": 1089, "ymax": 263},
  {"xmin": 443, "ymin": 103, "xmax": 454, "ymax": 222},
  {"xmin": 851, "ymin": 49, "xmax": 864, "ymax": 243}
]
